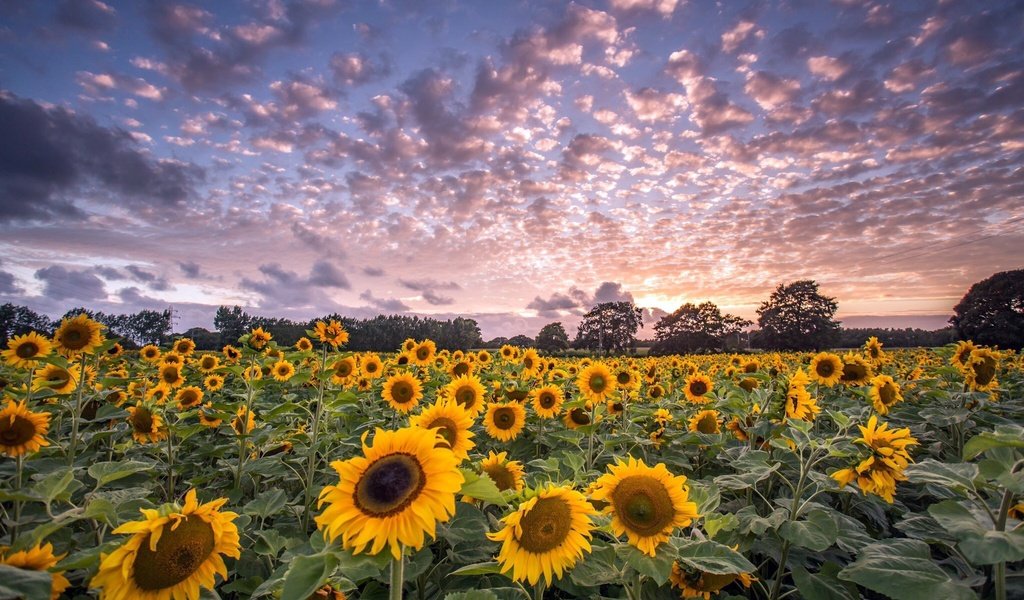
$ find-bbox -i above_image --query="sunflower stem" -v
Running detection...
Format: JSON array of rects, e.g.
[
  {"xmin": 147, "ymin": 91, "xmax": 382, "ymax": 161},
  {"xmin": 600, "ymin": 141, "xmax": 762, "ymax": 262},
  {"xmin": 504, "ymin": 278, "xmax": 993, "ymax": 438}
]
[
  {"xmin": 535, "ymin": 418, "xmax": 545, "ymax": 458},
  {"xmin": 12, "ymin": 454, "xmax": 23, "ymax": 542},
  {"xmin": 533, "ymin": 580, "xmax": 545, "ymax": 600},
  {"xmin": 165, "ymin": 411, "xmax": 175, "ymax": 502},
  {"xmin": 390, "ymin": 550, "xmax": 405, "ymax": 600},
  {"xmin": 994, "ymin": 488, "xmax": 1014, "ymax": 600},
  {"xmin": 66, "ymin": 354, "xmax": 88, "ymax": 467},
  {"xmin": 233, "ymin": 357, "xmax": 258, "ymax": 493},
  {"xmin": 585, "ymin": 403, "xmax": 598, "ymax": 472},
  {"xmin": 302, "ymin": 345, "xmax": 330, "ymax": 532}
]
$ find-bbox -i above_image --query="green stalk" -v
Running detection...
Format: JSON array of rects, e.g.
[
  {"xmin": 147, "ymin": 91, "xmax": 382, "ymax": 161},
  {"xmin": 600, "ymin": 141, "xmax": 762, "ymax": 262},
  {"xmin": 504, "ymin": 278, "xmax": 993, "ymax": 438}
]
[
  {"xmin": 533, "ymin": 580, "xmax": 546, "ymax": 600},
  {"xmin": 535, "ymin": 417, "xmax": 545, "ymax": 458},
  {"xmin": 233, "ymin": 357, "xmax": 258, "ymax": 492},
  {"xmin": 66, "ymin": 354, "xmax": 88, "ymax": 466},
  {"xmin": 165, "ymin": 412, "xmax": 175, "ymax": 502},
  {"xmin": 12, "ymin": 454, "xmax": 23, "ymax": 542},
  {"xmin": 585, "ymin": 402, "xmax": 599, "ymax": 472},
  {"xmin": 302, "ymin": 345, "xmax": 330, "ymax": 531},
  {"xmin": 769, "ymin": 451, "xmax": 809, "ymax": 600},
  {"xmin": 390, "ymin": 551, "xmax": 405, "ymax": 600},
  {"xmin": 994, "ymin": 489, "xmax": 1014, "ymax": 600}
]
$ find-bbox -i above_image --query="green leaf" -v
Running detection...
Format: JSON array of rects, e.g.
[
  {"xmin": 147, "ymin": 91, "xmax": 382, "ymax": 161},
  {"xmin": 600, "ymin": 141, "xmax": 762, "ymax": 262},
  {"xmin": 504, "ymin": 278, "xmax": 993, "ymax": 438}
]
[
  {"xmin": 703, "ymin": 512, "xmax": 739, "ymax": 539},
  {"xmin": 713, "ymin": 451, "xmax": 779, "ymax": 490},
  {"xmin": 616, "ymin": 543, "xmax": 675, "ymax": 586},
  {"xmin": 244, "ymin": 489, "xmax": 288, "ymax": 519},
  {"xmin": 962, "ymin": 425, "xmax": 1024, "ymax": 460},
  {"xmin": 905, "ymin": 460, "xmax": 979, "ymax": 491},
  {"xmin": 0, "ymin": 564, "xmax": 54, "ymax": 600},
  {"xmin": 88, "ymin": 460, "xmax": 154, "ymax": 488},
  {"xmin": 569, "ymin": 543, "xmax": 620, "ymax": 587},
  {"xmin": 444, "ymin": 592, "xmax": 500, "ymax": 600},
  {"xmin": 688, "ymin": 482, "xmax": 720, "ymax": 515},
  {"xmin": 450, "ymin": 561, "xmax": 503, "ymax": 576},
  {"xmin": 929, "ymin": 500, "xmax": 1024, "ymax": 565},
  {"xmin": 792, "ymin": 563, "xmax": 859, "ymax": 600},
  {"xmin": 33, "ymin": 468, "xmax": 79, "ymax": 505},
  {"xmin": 674, "ymin": 540, "xmax": 756, "ymax": 575},
  {"xmin": 280, "ymin": 552, "xmax": 339, "ymax": 600},
  {"xmin": 458, "ymin": 469, "xmax": 506, "ymax": 505},
  {"xmin": 838, "ymin": 539, "xmax": 975, "ymax": 600},
  {"xmin": 779, "ymin": 509, "xmax": 838, "ymax": 552},
  {"xmin": 334, "ymin": 547, "xmax": 390, "ymax": 582}
]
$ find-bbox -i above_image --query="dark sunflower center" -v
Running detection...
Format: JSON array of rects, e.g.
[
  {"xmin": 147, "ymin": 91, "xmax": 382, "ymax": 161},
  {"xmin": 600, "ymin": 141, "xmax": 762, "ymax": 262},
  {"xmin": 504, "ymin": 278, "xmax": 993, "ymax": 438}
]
[
  {"xmin": 365, "ymin": 362, "xmax": 379, "ymax": 373},
  {"xmin": 0, "ymin": 415, "xmax": 36, "ymax": 445},
  {"xmin": 132, "ymin": 517, "xmax": 215, "ymax": 591},
  {"xmin": 869, "ymin": 347, "xmax": 879, "ymax": 358},
  {"xmin": 47, "ymin": 369, "xmax": 71, "ymax": 386},
  {"xmin": 144, "ymin": 350, "xmax": 158, "ymax": 359},
  {"xmin": 744, "ymin": 363, "xmax": 757, "ymax": 373},
  {"xmin": 62, "ymin": 326, "xmax": 85, "ymax": 347},
  {"xmin": 973, "ymin": 358, "xmax": 996, "ymax": 385},
  {"xmin": 335, "ymin": 362, "xmax": 352, "ymax": 377},
  {"xmin": 589, "ymin": 375, "xmax": 607, "ymax": 393},
  {"xmin": 524, "ymin": 358, "xmax": 534, "ymax": 370},
  {"xmin": 492, "ymin": 407, "xmax": 518, "ymax": 430},
  {"xmin": 483, "ymin": 464, "xmax": 517, "ymax": 492},
  {"xmin": 650, "ymin": 387, "xmax": 663, "ymax": 398},
  {"xmin": 696, "ymin": 415, "xmax": 717, "ymax": 434},
  {"xmin": 517, "ymin": 497, "xmax": 572, "ymax": 553},
  {"xmin": 617, "ymin": 372, "xmax": 631, "ymax": 385},
  {"xmin": 842, "ymin": 363, "xmax": 866, "ymax": 381},
  {"xmin": 162, "ymin": 368, "xmax": 179, "ymax": 385},
  {"xmin": 538, "ymin": 392, "xmax": 557, "ymax": 409},
  {"xmin": 416, "ymin": 348, "xmax": 430, "ymax": 360},
  {"xmin": 689, "ymin": 381, "xmax": 707, "ymax": 396},
  {"xmin": 455, "ymin": 386, "xmax": 477, "ymax": 409},
  {"xmin": 427, "ymin": 417, "xmax": 458, "ymax": 447},
  {"xmin": 569, "ymin": 408, "xmax": 590, "ymax": 425},
  {"xmin": 15, "ymin": 342, "xmax": 39, "ymax": 359},
  {"xmin": 397, "ymin": 356, "xmax": 409, "ymax": 365},
  {"xmin": 391, "ymin": 381, "xmax": 414, "ymax": 404},
  {"xmin": 815, "ymin": 361, "xmax": 835, "ymax": 377},
  {"xmin": 611, "ymin": 475, "xmax": 675, "ymax": 536},
  {"xmin": 879, "ymin": 383, "xmax": 897, "ymax": 405},
  {"xmin": 131, "ymin": 409, "xmax": 154, "ymax": 432},
  {"xmin": 452, "ymin": 362, "xmax": 469, "ymax": 376},
  {"xmin": 354, "ymin": 453, "xmax": 425, "ymax": 517},
  {"xmin": 180, "ymin": 391, "xmax": 200, "ymax": 407},
  {"xmin": 200, "ymin": 358, "xmax": 216, "ymax": 370}
]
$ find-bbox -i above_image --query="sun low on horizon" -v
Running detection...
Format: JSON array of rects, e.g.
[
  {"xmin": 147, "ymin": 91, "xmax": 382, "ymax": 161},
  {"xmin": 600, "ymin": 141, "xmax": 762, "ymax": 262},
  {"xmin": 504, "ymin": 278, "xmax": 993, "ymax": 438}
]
[{"xmin": 0, "ymin": 0, "xmax": 1022, "ymax": 338}]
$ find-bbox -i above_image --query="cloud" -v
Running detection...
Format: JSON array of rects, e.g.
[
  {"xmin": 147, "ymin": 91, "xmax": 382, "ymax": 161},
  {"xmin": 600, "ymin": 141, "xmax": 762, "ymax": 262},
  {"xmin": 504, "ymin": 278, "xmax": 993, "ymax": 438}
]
[
  {"xmin": 125, "ymin": 265, "xmax": 171, "ymax": 291},
  {"xmin": 240, "ymin": 260, "xmax": 350, "ymax": 308},
  {"xmin": 359, "ymin": 290, "xmax": 410, "ymax": 312},
  {"xmin": 55, "ymin": 0, "xmax": 117, "ymax": 32},
  {"xmin": 399, "ymin": 278, "xmax": 460, "ymax": 306},
  {"xmin": 34, "ymin": 265, "xmax": 107, "ymax": 301},
  {"xmin": 527, "ymin": 282, "xmax": 634, "ymax": 317},
  {"xmin": 362, "ymin": 267, "xmax": 386, "ymax": 277},
  {"xmin": 0, "ymin": 92, "xmax": 203, "ymax": 222},
  {"xmin": 329, "ymin": 52, "xmax": 391, "ymax": 86},
  {"xmin": 0, "ymin": 269, "xmax": 22, "ymax": 294},
  {"xmin": 178, "ymin": 261, "xmax": 202, "ymax": 278},
  {"xmin": 309, "ymin": 260, "xmax": 351, "ymax": 289}
]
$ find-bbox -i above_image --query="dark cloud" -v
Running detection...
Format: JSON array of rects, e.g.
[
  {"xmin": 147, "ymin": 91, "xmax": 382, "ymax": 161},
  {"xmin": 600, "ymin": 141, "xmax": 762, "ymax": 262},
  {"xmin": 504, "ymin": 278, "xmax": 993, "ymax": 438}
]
[
  {"xmin": 359, "ymin": 289, "xmax": 410, "ymax": 312},
  {"xmin": 363, "ymin": 267, "xmax": 385, "ymax": 277},
  {"xmin": 309, "ymin": 260, "xmax": 350, "ymax": 289},
  {"xmin": 55, "ymin": 0, "xmax": 117, "ymax": 32},
  {"xmin": 34, "ymin": 265, "xmax": 107, "ymax": 301},
  {"xmin": 0, "ymin": 92, "xmax": 203, "ymax": 222},
  {"xmin": 0, "ymin": 269, "xmax": 21, "ymax": 294},
  {"xmin": 178, "ymin": 261, "xmax": 201, "ymax": 278},
  {"xmin": 240, "ymin": 261, "xmax": 351, "ymax": 309},
  {"xmin": 527, "ymin": 282, "xmax": 633, "ymax": 317},
  {"xmin": 125, "ymin": 265, "xmax": 171, "ymax": 291}
]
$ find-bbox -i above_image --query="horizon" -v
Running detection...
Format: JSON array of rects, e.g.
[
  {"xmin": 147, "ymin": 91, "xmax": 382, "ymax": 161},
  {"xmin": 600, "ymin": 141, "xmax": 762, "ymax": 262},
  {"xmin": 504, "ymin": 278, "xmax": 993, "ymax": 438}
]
[{"xmin": 1, "ymin": 1, "xmax": 1021, "ymax": 339}]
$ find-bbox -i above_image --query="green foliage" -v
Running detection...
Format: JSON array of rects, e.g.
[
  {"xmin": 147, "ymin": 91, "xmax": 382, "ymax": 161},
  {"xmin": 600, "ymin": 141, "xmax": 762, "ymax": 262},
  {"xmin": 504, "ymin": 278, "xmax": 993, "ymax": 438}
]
[
  {"xmin": 754, "ymin": 280, "xmax": 840, "ymax": 350},
  {"xmin": 951, "ymin": 268, "xmax": 1024, "ymax": 350}
]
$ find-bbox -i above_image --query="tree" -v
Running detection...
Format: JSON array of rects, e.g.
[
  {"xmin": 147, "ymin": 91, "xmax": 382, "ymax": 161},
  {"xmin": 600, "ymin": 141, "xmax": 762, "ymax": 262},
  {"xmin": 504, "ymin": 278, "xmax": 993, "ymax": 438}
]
[
  {"xmin": 573, "ymin": 301, "xmax": 644, "ymax": 354},
  {"xmin": 650, "ymin": 301, "xmax": 751, "ymax": 355},
  {"xmin": 0, "ymin": 303, "xmax": 53, "ymax": 341},
  {"xmin": 214, "ymin": 306, "xmax": 253, "ymax": 347},
  {"xmin": 535, "ymin": 322, "xmax": 570, "ymax": 353},
  {"xmin": 754, "ymin": 280, "xmax": 840, "ymax": 350},
  {"xmin": 124, "ymin": 310, "xmax": 173, "ymax": 346},
  {"xmin": 507, "ymin": 334, "xmax": 535, "ymax": 348},
  {"xmin": 951, "ymin": 269, "xmax": 1024, "ymax": 350}
]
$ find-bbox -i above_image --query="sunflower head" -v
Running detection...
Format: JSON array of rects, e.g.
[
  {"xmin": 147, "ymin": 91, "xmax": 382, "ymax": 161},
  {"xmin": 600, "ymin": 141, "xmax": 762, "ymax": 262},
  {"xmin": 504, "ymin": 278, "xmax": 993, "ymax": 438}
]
[
  {"xmin": 222, "ymin": 345, "xmax": 241, "ymax": 362},
  {"xmin": 248, "ymin": 327, "xmax": 272, "ymax": 350},
  {"xmin": 0, "ymin": 399, "xmax": 51, "ymax": 457},
  {"xmin": 32, "ymin": 364, "xmax": 79, "ymax": 395},
  {"xmin": 383, "ymin": 372, "xmax": 424, "ymax": 413},
  {"xmin": 840, "ymin": 353, "xmax": 873, "ymax": 386},
  {"xmin": 688, "ymin": 409, "xmax": 721, "ymax": 435},
  {"xmin": 484, "ymin": 401, "xmax": 527, "ymax": 442},
  {"xmin": 314, "ymin": 320, "xmax": 349, "ymax": 348},
  {"xmin": 3, "ymin": 332, "xmax": 53, "ymax": 369},
  {"xmin": 410, "ymin": 400, "xmax": 476, "ymax": 461},
  {"xmin": 809, "ymin": 352, "xmax": 843, "ymax": 387},
  {"xmin": 563, "ymin": 407, "xmax": 593, "ymax": 430},
  {"xmin": 295, "ymin": 337, "xmax": 313, "ymax": 352},
  {"xmin": 576, "ymin": 363, "xmax": 616, "ymax": 403},
  {"xmin": 480, "ymin": 451, "xmax": 525, "ymax": 492},
  {"xmin": 176, "ymin": 386, "xmax": 204, "ymax": 411},
  {"xmin": 127, "ymin": 404, "xmax": 167, "ymax": 444},
  {"xmin": 197, "ymin": 354, "xmax": 220, "ymax": 373},
  {"xmin": 684, "ymin": 373, "xmax": 713, "ymax": 404},
  {"xmin": 173, "ymin": 338, "xmax": 197, "ymax": 356},
  {"xmin": 445, "ymin": 374, "xmax": 486, "ymax": 416},
  {"xmin": 54, "ymin": 313, "xmax": 105, "ymax": 356},
  {"xmin": 271, "ymin": 360, "xmax": 296, "ymax": 382},
  {"xmin": 1, "ymin": 542, "xmax": 70, "ymax": 599},
  {"xmin": 360, "ymin": 354, "xmax": 384, "ymax": 379},
  {"xmin": 530, "ymin": 385, "xmax": 564, "ymax": 418}
]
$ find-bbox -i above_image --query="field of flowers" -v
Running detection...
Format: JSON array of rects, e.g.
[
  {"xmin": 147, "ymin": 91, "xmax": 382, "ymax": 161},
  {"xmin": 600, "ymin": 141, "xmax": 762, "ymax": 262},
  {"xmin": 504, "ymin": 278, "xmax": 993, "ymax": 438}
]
[{"xmin": 0, "ymin": 314, "xmax": 1022, "ymax": 600}]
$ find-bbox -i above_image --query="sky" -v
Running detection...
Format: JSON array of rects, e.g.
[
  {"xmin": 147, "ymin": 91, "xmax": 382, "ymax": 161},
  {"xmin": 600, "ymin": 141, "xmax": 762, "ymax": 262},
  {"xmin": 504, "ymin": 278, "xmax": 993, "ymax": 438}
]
[{"xmin": 0, "ymin": 0, "xmax": 1022, "ymax": 339}]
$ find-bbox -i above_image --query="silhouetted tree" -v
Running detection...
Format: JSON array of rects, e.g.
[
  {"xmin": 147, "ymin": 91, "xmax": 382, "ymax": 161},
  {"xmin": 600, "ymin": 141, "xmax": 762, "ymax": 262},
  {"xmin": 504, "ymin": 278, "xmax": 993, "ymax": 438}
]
[
  {"xmin": 214, "ymin": 306, "xmax": 253, "ymax": 346},
  {"xmin": 574, "ymin": 301, "xmax": 644, "ymax": 354},
  {"xmin": 754, "ymin": 280, "xmax": 840, "ymax": 350},
  {"xmin": 535, "ymin": 322, "xmax": 570, "ymax": 353},
  {"xmin": 650, "ymin": 301, "xmax": 751, "ymax": 355},
  {"xmin": 507, "ymin": 334, "xmax": 534, "ymax": 348},
  {"xmin": 951, "ymin": 269, "xmax": 1024, "ymax": 349},
  {"xmin": 0, "ymin": 304, "xmax": 53, "ymax": 341}
]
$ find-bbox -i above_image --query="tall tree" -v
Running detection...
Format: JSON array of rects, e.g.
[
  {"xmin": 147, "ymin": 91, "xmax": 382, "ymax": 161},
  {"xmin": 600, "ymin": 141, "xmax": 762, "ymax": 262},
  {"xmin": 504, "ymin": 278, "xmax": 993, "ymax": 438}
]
[
  {"xmin": 754, "ymin": 280, "xmax": 840, "ymax": 350},
  {"xmin": 535, "ymin": 322, "xmax": 570, "ymax": 353},
  {"xmin": 650, "ymin": 301, "xmax": 751, "ymax": 355},
  {"xmin": 0, "ymin": 303, "xmax": 53, "ymax": 341},
  {"xmin": 951, "ymin": 269, "xmax": 1024, "ymax": 350},
  {"xmin": 574, "ymin": 301, "xmax": 644, "ymax": 354},
  {"xmin": 214, "ymin": 306, "xmax": 253, "ymax": 347}
]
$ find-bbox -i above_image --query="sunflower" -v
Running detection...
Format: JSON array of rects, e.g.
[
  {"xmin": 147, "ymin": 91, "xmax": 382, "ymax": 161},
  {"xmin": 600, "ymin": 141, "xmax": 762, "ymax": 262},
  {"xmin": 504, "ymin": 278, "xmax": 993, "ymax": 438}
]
[
  {"xmin": 839, "ymin": 353, "xmax": 873, "ymax": 386},
  {"xmin": 683, "ymin": 373, "xmax": 713, "ymax": 404},
  {"xmin": 590, "ymin": 457, "xmax": 699, "ymax": 557},
  {"xmin": 173, "ymin": 338, "xmax": 197, "ymax": 357},
  {"xmin": 576, "ymin": 363, "xmax": 616, "ymax": 404},
  {"xmin": 951, "ymin": 340, "xmax": 978, "ymax": 370},
  {"xmin": 176, "ymin": 386, "xmax": 204, "ymax": 411},
  {"xmin": 246, "ymin": 327, "xmax": 271, "ymax": 350},
  {"xmin": 530, "ymin": 385, "xmax": 564, "ymax": 419},
  {"xmin": 964, "ymin": 348, "xmax": 1000, "ymax": 391},
  {"xmin": 53, "ymin": 313, "xmax": 104, "ymax": 356},
  {"xmin": 444, "ymin": 374, "xmax": 486, "ymax": 416},
  {"xmin": 2, "ymin": 331, "xmax": 53, "ymax": 369},
  {"xmin": 1, "ymin": 543, "xmax": 70, "ymax": 599},
  {"xmin": 785, "ymin": 369, "xmax": 820, "ymax": 422},
  {"xmin": 140, "ymin": 345, "xmax": 162, "ymax": 363},
  {"xmin": 647, "ymin": 383, "xmax": 665, "ymax": 401},
  {"xmin": 480, "ymin": 451, "xmax": 525, "ymax": 492},
  {"xmin": 402, "ymin": 338, "xmax": 417, "ymax": 353},
  {"xmin": 410, "ymin": 400, "xmax": 476, "ymax": 461},
  {"xmin": 477, "ymin": 350, "xmax": 492, "ymax": 365},
  {"xmin": 614, "ymin": 367, "xmax": 639, "ymax": 390},
  {"xmin": 242, "ymin": 365, "xmax": 262, "ymax": 382},
  {"xmin": 91, "ymin": 488, "xmax": 240, "ymax": 600},
  {"xmin": 563, "ymin": 407, "xmax": 593, "ymax": 430},
  {"xmin": 670, "ymin": 560, "xmax": 754, "ymax": 600},
  {"xmin": 33, "ymin": 364, "xmax": 79, "ymax": 395},
  {"xmin": 411, "ymin": 340, "xmax": 437, "ymax": 367},
  {"xmin": 270, "ymin": 360, "xmax": 295, "ymax": 382},
  {"xmin": 520, "ymin": 349, "xmax": 542, "ymax": 378},
  {"xmin": 222, "ymin": 345, "xmax": 241, "ymax": 362},
  {"xmin": 832, "ymin": 415, "xmax": 917, "ymax": 503},
  {"xmin": 198, "ymin": 403, "xmax": 222, "ymax": 428},
  {"xmin": 499, "ymin": 345, "xmax": 517, "ymax": 361},
  {"xmin": 0, "ymin": 399, "xmax": 51, "ymax": 456},
  {"xmin": 231, "ymin": 406, "xmax": 256, "ymax": 435},
  {"xmin": 204, "ymin": 374, "xmax": 225, "ymax": 392},
  {"xmin": 382, "ymin": 372, "xmax": 424, "ymax": 413},
  {"xmin": 868, "ymin": 375, "xmax": 903, "ymax": 415},
  {"xmin": 688, "ymin": 409, "xmax": 721, "ymax": 435},
  {"xmin": 449, "ymin": 359, "xmax": 473, "ymax": 377},
  {"xmin": 330, "ymin": 357, "xmax": 357, "ymax": 385},
  {"xmin": 146, "ymin": 384, "xmax": 171, "ymax": 405},
  {"xmin": 127, "ymin": 404, "xmax": 167, "ymax": 444},
  {"xmin": 197, "ymin": 354, "xmax": 220, "ymax": 373},
  {"xmin": 316, "ymin": 427, "xmax": 463, "ymax": 560},
  {"xmin": 653, "ymin": 408, "xmax": 673, "ymax": 426},
  {"xmin": 864, "ymin": 336, "xmax": 886, "ymax": 363},
  {"xmin": 313, "ymin": 320, "xmax": 349, "ymax": 347},
  {"xmin": 485, "ymin": 401, "xmax": 527, "ymax": 442},
  {"xmin": 487, "ymin": 485, "xmax": 596, "ymax": 586},
  {"xmin": 360, "ymin": 353, "xmax": 384, "ymax": 379},
  {"xmin": 105, "ymin": 342, "xmax": 124, "ymax": 358},
  {"xmin": 158, "ymin": 364, "xmax": 185, "ymax": 389},
  {"xmin": 809, "ymin": 352, "xmax": 843, "ymax": 387}
]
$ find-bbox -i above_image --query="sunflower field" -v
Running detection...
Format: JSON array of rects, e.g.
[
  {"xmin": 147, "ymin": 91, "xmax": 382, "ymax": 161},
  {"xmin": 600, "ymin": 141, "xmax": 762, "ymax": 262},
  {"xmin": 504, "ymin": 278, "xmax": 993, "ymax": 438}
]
[{"xmin": 1, "ymin": 315, "xmax": 1022, "ymax": 600}]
